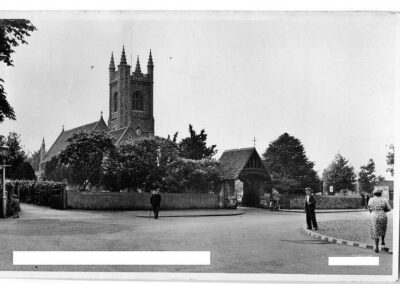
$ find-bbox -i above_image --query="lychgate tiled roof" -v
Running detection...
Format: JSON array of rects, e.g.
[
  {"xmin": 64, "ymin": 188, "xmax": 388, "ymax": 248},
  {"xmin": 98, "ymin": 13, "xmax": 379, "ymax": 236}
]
[
  {"xmin": 42, "ymin": 117, "xmax": 108, "ymax": 163},
  {"xmin": 218, "ymin": 147, "xmax": 256, "ymax": 180}
]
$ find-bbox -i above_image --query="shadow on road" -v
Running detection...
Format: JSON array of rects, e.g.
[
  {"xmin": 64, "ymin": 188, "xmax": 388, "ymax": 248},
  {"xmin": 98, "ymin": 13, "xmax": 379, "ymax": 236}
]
[{"xmin": 280, "ymin": 239, "xmax": 329, "ymax": 245}]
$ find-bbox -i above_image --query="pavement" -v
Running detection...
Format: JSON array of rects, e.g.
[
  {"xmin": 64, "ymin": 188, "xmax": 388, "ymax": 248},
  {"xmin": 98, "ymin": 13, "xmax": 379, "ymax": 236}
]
[
  {"xmin": 304, "ymin": 227, "xmax": 393, "ymax": 253},
  {"xmin": 0, "ymin": 204, "xmax": 394, "ymax": 275},
  {"xmin": 279, "ymin": 208, "xmax": 369, "ymax": 213},
  {"xmin": 136, "ymin": 208, "xmax": 244, "ymax": 218}
]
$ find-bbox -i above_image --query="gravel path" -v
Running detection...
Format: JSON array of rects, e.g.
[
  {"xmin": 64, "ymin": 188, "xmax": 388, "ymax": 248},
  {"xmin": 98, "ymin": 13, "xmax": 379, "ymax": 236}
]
[{"xmin": 317, "ymin": 214, "xmax": 393, "ymax": 248}]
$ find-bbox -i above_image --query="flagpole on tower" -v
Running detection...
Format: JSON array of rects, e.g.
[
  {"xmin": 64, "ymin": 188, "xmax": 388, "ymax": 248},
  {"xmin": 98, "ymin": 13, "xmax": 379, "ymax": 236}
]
[{"xmin": 130, "ymin": 25, "xmax": 133, "ymax": 67}]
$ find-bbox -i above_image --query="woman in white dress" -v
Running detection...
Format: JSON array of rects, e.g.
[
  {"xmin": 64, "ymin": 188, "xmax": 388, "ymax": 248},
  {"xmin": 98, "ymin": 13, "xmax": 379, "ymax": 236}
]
[{"xmin": 368, "ymin": 188, "xmax": 391, "ymax": 253}]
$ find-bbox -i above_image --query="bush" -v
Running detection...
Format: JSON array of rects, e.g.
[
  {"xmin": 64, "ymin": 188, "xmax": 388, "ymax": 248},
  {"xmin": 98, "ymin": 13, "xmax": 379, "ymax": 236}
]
[
  {"xmin": 6, "ymin": 180, "xmax": 66, "ymax": 207},
  {"xmin": 164, "ymin": 158, "xmax": 220, "ymax": 193}
]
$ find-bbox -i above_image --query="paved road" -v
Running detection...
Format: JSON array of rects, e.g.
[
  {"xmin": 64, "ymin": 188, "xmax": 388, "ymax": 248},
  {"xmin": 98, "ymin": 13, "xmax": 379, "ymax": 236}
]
[{"xmin": 0, "ymin": 204, "xmax": 394, "ymax": 275}]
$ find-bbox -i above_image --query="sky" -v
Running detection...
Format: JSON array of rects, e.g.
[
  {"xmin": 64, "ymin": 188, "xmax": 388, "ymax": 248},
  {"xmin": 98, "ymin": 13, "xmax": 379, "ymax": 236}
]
[{"xmin": 0, "ymin": 11, "xmax": 397, "ymax": 179}]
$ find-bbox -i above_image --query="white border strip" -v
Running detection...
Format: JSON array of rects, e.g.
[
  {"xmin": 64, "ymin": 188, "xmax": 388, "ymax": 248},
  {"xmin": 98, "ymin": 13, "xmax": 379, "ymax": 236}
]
[
  {"xmin": 328, "ymin": 257, "xmax": 379, "ymax": 266},
  {"xmin": 13, "ymin": 251, "xmax": 210, "ymax": 266}
]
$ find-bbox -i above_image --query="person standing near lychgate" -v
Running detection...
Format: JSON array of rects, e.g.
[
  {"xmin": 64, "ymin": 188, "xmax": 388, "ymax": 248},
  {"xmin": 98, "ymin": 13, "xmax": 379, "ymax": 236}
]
[
  {"xmin": 271, "ymin": 188, "xmax": 280, "ymax": 211},
  {"xmin": 150, "ymin": 189, "xmax": 161, "ymax": 219},
  {"xmin": 305, "ymin": 187, "xmax": 318, "ymax": 230}
]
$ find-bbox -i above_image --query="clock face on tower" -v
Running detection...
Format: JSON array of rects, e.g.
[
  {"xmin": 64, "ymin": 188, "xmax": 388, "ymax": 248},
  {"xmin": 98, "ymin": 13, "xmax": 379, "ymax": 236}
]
[{"xmin": 135, "ymin": 128, "xmax": 142, "ymax": 136}]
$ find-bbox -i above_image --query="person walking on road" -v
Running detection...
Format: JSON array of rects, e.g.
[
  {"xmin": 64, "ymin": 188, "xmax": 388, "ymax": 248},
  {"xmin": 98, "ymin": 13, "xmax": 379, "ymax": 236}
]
[
  {"xmin": 150, "ymin": 189, "xmax": 162, "ymax": 219},
  {"xmin": 368, "ymin": 188, "xmax": 391, "ymax": 253},
  {"xmin": 305, "ymin": 187, "xmax": 318, "ymax": 230},
  {"xmin": 271, "ymin": 188, "xmax": 280, "ymax": 211},
  {"xmin": 365, "ymin": 193, "xmax": 370, "ymax": 210}
]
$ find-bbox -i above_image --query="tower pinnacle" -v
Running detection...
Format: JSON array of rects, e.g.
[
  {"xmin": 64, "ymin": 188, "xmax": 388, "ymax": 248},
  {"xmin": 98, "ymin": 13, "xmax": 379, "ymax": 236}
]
[
  {"xmin": 147, "ymin": 49, "xmax": 153, "ymax": 66},
  {"xmin": 109, "ymin": 52, "xmax": 115, "ymax": 69},
  {"xmin": 120, "ymin": 46, "xmax": 127, "ymax": 65},
  {"xmin": 147, "ymin": 49, "xmax": 154, "ymax": 78},
  {"xmin": 135, "ymin": 55, "xmax": 142, "ymax": 74}
]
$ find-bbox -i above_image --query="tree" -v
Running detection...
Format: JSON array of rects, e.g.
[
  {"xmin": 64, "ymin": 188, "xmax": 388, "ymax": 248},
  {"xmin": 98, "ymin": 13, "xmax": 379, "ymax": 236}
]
[
  {"xmin": 58, "ymin": 130, "xmax": 115, "ymax": 189},
  {"xmin": 262, "ymin": 133, "xmax": 320, "ymax": 194},
  {"xmin": 164, "ymin": 158, "xmax": 220, "ymax": 193},
  {"xmin": 27, "ymin": 149, "xmax": 40, "ymax": 172},
  {"xmin": 42, "ymin": 155, "xmax": 71, "ymax": 182},
  {"xmin": 0, "ymin": 20, "xmax": 36, "ymax": 123},
  {"xmin": 386, "ymin": 144, "xmax": 394, "ymax": 177},
  {"xmin": 0, "ymin": 132, "xmax": 37, "ymax": 180},
  {"xmin": 178, "ymin": 124, "xmax": 217, "ymax": 160},
  {"xmin": 322, "ymin": 153, "xmax": 356, "ymax": 194},
  {"xmin": 358, "ymin": 159, "xmax": 377, "ymax": 194},
  {"xmin": 14, "ymin": 161, "xmax": 36, "ymax": 180},
  {"xmin": 102, "ymin": 137, "xmax": 179, "ymax": 192},
  {"xmin": 167, "ymin": 132, "xmax": 178, "ymax": 143},
  {"xmin": 0, "ymin": 132, "xmax": 25, "ymax": 178}
]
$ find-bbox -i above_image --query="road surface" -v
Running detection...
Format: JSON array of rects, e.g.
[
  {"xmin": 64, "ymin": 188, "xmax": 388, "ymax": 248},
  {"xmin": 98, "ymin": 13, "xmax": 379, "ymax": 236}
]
[{"xmin": 0, "ymin": 204, "xmax": 394, "ymax": 275}]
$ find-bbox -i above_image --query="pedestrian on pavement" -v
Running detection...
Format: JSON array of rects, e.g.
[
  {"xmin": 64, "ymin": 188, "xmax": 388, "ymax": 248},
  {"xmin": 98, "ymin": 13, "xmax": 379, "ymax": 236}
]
[
  {"xmin": 270, "ymin": 188, "xmax": 279, "ymax": 211},
  {"xmin": 274, "ymin": 189, "xmax": 280, "ymax": 211},
  {"xmin": 368, "ymin": 188, "xmax": 391, "ymax": 253},
  {"xmin": 365, "ymin": 194, "xmax": 370, "ymax": 210},
  {"xmin": 361, "ymin": 193, "xmax": 365, "ymax": 208},
  {"xmin": 150, "ymin": 188, "xmax": 162, "ymax": 219},
  {"xmin": 10, "ymin": 194, "xmax": 20, "ymax": 218},
  {"xmin": 305, "ymin": 187, "xmax": 318, "ymax": 230}
]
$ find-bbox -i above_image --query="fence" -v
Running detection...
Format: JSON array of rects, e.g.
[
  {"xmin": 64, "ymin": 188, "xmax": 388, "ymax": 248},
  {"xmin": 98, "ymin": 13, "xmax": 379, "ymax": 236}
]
[{"xmin": 66, "ymin": 189, "xmax": 220, "ymax": 210}]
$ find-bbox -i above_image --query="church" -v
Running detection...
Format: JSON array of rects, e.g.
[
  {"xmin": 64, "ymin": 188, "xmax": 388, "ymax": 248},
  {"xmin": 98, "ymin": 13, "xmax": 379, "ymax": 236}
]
[
  {"xmin": 37, "ymin": 45, "xmax": 271, "ymax": 208},
  {"xmin": 38, "ymin": 46, "xmax": 155, "ymax": 174}
]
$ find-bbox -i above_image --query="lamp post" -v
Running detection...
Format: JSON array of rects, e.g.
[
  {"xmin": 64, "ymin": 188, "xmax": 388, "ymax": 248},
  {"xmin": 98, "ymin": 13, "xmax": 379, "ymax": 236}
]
[{"xmin": 1, "ymin": 145, "xmax": 9, "ymax": 218}]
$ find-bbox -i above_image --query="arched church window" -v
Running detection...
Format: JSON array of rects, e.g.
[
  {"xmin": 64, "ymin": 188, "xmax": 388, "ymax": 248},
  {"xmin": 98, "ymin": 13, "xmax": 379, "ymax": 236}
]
[
  {"xmin": 132, "ymin": 91, "xmax": 144, "ymax": 111},
  {"xmin": 113, "ymin": 92, "xmax": 118, "ymax": 112}
]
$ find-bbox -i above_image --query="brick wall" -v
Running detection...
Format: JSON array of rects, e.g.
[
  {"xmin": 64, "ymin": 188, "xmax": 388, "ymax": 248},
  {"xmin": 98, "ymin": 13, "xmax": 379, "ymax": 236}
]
[{"xmin": 66, "ymin": 189, "xmax": 219, "ymax": 210}]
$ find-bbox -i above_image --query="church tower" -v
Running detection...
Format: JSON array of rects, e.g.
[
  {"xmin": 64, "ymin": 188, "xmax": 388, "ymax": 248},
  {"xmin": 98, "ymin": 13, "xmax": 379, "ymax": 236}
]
[{"xmin": 108, "ymin": 46, "xmax": 154, "ymax": 138}]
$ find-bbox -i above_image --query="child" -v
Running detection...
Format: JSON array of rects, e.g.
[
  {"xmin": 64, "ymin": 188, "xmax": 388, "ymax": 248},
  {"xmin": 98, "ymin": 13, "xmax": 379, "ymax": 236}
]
[{"xmin": 10, "ymin": 194, "xmax": 20, "ymax": 218}]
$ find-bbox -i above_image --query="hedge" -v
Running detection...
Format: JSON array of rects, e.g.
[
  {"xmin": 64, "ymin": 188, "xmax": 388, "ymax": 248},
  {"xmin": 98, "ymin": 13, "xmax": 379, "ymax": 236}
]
[{"xmin": 6, "ymin": 180, "xmax": 66, "ymax": 207}]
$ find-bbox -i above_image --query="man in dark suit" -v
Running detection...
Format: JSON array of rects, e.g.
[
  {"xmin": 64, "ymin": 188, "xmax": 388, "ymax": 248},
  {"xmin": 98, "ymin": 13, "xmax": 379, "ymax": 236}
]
[
  {"xmin": 305, "ymin": 187, "xmax": 318, "ymax": 230},
  {"xmin": 150, "ymin": 189, "xmax": 162, "ymax": 219}
]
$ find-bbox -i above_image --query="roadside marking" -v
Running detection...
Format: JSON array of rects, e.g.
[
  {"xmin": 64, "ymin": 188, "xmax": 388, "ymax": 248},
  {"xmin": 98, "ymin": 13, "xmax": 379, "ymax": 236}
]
[
  {"xmin": 13, "ymin": 251, "xmax": 210, "ymax": 265},
  {"xmin": 328, "ymin": 257, "xmax": 379, "ymax": 266}
]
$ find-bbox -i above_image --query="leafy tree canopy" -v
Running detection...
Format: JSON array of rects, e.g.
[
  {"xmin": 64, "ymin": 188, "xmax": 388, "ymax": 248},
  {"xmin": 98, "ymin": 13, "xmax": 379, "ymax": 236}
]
[
  {"xmin": 0, "ymin": 132, "xmax": 36, "ymax": 180},
  {"xmin": 178, "ymin": 124, "xmax": 217, "ymax": 160},
  {"xmin": 262, "ymin": 132, "xmax": 319, "ymax": 194},
  {"xmin": 27, "ymin": 149, "xmax": 40, "ymax": 172},
  {"xmin": 164, "ymin": 158, "xmax": 220, "ymax": 193},
  {"xmin": 14, "ymin": 161, "xmax": 36, "ymax": 180},
  {"xmin": 0, "ymin": 19, "xmax": 36, "ymax": 123},
  {"xmin": 58, "ymin": 130, "xmax": 115, "ymax": 188},
  {"xmin": 42, "ymin": 155, "xmax": 71, "ymax": 182},
  {"xmin": 322, "ymin": 153, "xmax": 356, "ymax": 194},
  {"xmin": 102, "ymin": 136, "xmax": 179, "ymax": 192},
  {"xmin": 358, "ymin": 159, "xmax": 377, "ymax": 194}
]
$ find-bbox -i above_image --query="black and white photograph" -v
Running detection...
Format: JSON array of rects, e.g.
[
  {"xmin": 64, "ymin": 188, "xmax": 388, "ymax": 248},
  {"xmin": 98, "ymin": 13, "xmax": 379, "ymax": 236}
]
[{"xmin": 0, "ymin": 10, "xmax": 398, "ymax": 283}]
